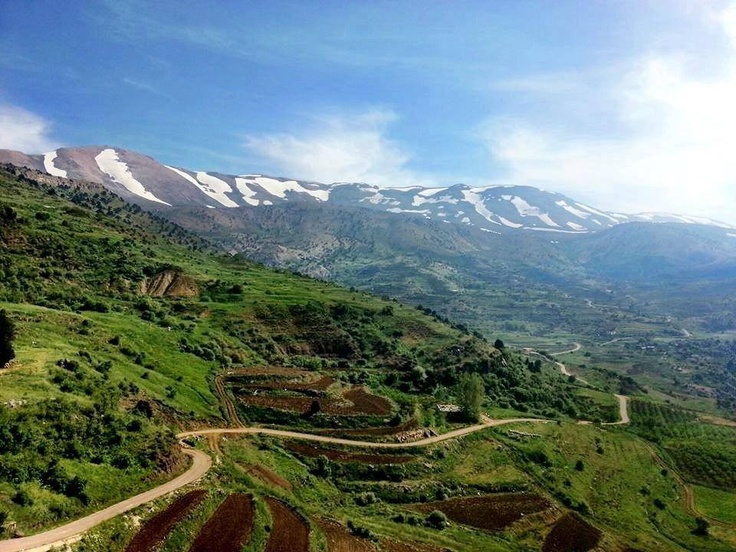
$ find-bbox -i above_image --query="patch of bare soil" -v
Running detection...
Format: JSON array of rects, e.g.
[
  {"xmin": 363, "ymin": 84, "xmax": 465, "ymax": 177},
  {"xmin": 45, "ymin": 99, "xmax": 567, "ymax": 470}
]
[
  {"xmin": 380, "ymin": 539, "xmax": 451, "ymax": 552},
  {"xmin": 188, "ymin": 493, "xmax": 255, "ymax": 552},
  {"xmin": 286, "ymin": 441, "xmax": 414, "ymax": 464},
  {"xmin": 314, "ymin": 517, "xmax": 378, "ymax": 552},
  {"xmin": 264, "ymin": 497, "xmax": 310, "ymax": 552},
  {"xmin": 413, "ymin": 493, "xmax": 552, "ymax": 531},
  {"xmin": 125, "ymin": 490, "xmax": 207, "ymax": 552},
  {"xmin": 542, "ymin": 512, "xmax": 602, "ymax": 552}
]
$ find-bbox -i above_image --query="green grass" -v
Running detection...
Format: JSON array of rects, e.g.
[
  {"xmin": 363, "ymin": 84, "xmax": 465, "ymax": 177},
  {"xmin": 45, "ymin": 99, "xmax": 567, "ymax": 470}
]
[{"xmin": 693, "ymin": 485, "xmax": 736, "ymax": 525}]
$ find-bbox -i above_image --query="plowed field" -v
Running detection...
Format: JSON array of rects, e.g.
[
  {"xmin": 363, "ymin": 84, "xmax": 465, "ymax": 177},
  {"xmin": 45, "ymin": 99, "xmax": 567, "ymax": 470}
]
[
  {"xmin": 314, "ymin": 518, "xmax": 377, "ymax": 552},
  {"xmin": 286, "ymin": 441, "xmax": 414, "ymax": 464},
  {"xmin": 414, "ymin": 493, "xmax": 552, "ymax": 531},
  {"xmin": 239, "ymin": 386, "xmax": 392, "ymax": 416},
  {"xmin": 188, "ymin": 493, "xmax": 255, "ymax": 552},
  {"xmin": 381, "ymin": 539, "xmax": 451, "ymax": 552},
  {"xmin": 125, "ymin": 489, "xmax": 207, "ymax": 552},
  {"xmin": 264, "ymin": 497, "xmax": 310, "ymax": 552},
  {"xmin": 542, "ymin": 512, "xmax": 601, "ymax": 552}
]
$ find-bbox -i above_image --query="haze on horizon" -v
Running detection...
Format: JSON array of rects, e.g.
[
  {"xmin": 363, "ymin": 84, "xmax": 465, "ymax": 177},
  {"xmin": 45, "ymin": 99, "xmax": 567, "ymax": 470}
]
[{"xmin": 1, "ymin": 0, "xmax": 735, "ymax": 224}]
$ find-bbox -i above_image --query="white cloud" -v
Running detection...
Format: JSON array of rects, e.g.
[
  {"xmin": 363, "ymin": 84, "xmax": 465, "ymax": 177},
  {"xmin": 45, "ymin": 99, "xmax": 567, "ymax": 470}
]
[
  {"xmin": 243, "ymin": 109, "xmax": 434, "ymax": 187},
  {"xmin": 483, "ymin": 3, "xmax": 736, "ymax": 224},
  {"xmin": 0, "ymin": 103, "xmax": 60, "ymax": 153}
]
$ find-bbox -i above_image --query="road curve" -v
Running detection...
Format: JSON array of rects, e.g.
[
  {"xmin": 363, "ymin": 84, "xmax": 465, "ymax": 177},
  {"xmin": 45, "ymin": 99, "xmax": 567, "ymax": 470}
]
[
  {"xmin": 0, "ymin": 448, "xmax": 212, "ymax": 552},
  {"xmin": 0, "ymin": 417, "xmax": 545, "ymax": 551},
  {"xmin": 601, "ymin": 394, "xmax": 629, "ymax": 425},
  {"xmin": 179, "ymin": 417, "xmax": 548, "ymax": 449}
]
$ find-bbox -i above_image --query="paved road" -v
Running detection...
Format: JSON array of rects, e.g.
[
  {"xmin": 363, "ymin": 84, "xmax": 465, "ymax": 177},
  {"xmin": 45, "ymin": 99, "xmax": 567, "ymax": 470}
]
[{"xmin": 1, "ymin": 417, "xmax": 545, "ymax": 551}]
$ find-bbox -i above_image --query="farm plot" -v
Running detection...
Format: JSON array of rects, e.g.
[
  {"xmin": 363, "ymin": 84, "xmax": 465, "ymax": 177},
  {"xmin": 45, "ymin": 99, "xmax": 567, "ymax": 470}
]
[
  {"xmin": 125, "ymin": 490, "xmax": 207, "ymax": 552},
  {"xmin": 241, "ymin": 463, "xmax": 292, "ymax": 490},
  {"xmin": 238, "ymin": 385, "xmax": 392, "ymax": 416},
  {"xmin": 264, "ymin": 497, "xmax": 310, "ymax": 552},
  {"xmin": 286, "ymin": 441, "xmax": 415, "ymax": 464},
  {"xmin": 314, "ymin": 517, "xmax": 378, "ymax": 552},
  {"xmin": 413, "ymin": 493, "xmax": 552, "ymax": 531},
  {"xmin": 240, "ymin": 376, "xmax": 335, "ymax": 394},
  {"xmin": 542, "ymin": 512, "xmax": 601, "ymax": 552},
  {"xmin": 317, "ymin": 418, "xmax": 420, "ymax": 439},
  {"xmin": 188, "ymin": 493, "xmax": 255, "ymax": 552},
  {"xmin": 380, "ymin": 539, "xmax": 451, "ymax": 552}
]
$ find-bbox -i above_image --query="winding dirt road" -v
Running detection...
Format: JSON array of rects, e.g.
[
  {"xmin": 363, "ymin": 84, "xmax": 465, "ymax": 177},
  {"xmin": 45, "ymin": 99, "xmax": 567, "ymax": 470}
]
[
  {"xmin": 601, "ymin": 394, "xmax": 629, "ymax": 426},
  {"xmin": 0, "ymin": 417, "xmax": 545, "ymax": 551},
  {"xmin": 0, "ymin": 448, "xmax": 212, "ymax": 552}
]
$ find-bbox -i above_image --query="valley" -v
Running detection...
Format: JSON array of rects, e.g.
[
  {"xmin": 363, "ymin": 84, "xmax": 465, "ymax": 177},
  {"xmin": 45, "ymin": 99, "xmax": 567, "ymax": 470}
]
[{"xmin": 0, "ymin": 165, "xmax": 734, "ymax": 552}]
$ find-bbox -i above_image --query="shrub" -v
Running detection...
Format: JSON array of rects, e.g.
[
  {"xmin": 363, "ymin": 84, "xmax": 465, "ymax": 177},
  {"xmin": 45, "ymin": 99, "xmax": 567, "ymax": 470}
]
[{"xmin": 426, "ymin": 510, "xmax": 449, "ymax": 530}]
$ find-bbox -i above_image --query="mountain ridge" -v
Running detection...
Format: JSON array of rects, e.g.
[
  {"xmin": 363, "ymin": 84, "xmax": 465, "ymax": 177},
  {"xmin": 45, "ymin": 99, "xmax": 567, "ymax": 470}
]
[{"xmin": 1, "ymin": 145, "xmax": 732, "ymax": 233}]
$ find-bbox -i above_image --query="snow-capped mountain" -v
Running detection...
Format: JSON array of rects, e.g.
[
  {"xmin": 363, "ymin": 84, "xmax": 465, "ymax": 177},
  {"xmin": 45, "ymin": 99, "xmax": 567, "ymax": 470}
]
[{"xmin": 1, "ymin": 145, "xmax": 731, "ymax": 233}]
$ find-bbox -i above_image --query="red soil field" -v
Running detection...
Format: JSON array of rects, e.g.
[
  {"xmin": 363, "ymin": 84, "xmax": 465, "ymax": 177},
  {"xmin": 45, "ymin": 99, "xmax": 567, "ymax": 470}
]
[
  {"xmin": 317, "ymin": 418, "xmax": 419, "ymax": 438},
  {"xmin": 264, "ymin": 497, "xmax": 310, "ymax": 552},
  {"xmin": 188, "ymin": 493, "xmax": 255, "ymax": 552},
  {"xmin": 338, "ymin": 388, "xmax": 392, "ymax": 416},
  {"xmin": 239, "ymin": 386, "xmax": 392, "ymax": 416},
  {"xmin": 314, "ymin": 517, "xmax": 378, "ymax": 552},
  {"xmin": 228, "ymin": 367, "xmax": 311, "ymax": 378},
  {"xmin": 125, "ymin": 489, "xmax": 207, "ymax": 552},
  {"xmin": 542, "ymin": 512, "xmax": 602, "ymax": 552},
  {"xmin": 242, "ymin": 376, "xmax": 335, "ymax": 393},
  {"xmin": 239, "ymin": 394, "xmax": 314, "ymax": 412},
  {"xmin": 414, "ymin": 493, "xmax": 552, "ymax": 531},
  {"xmin": 286, "ymin": 441, "xmax": 414, "ymax": 464},
  {"xmin": 381, "ymin": 539, "xmax": 452, "ymax": 552}
]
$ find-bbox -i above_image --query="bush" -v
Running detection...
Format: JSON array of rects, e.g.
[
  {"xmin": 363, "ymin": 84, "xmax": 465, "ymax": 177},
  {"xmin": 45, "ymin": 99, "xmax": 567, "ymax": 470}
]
[{"xmin": 426, "ymin": 510, "xmax": 449, "ymax": 529}]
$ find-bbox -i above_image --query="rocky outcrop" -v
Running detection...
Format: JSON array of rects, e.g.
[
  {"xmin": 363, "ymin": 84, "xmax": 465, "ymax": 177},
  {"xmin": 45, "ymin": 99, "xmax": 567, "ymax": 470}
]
[{"xmin": 140, "ymin": 270, "xmax": 199, "ymax": 297}]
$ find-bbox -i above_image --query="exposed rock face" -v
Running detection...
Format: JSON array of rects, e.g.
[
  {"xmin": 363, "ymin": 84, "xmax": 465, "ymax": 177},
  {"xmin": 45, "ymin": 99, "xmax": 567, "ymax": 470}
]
[{"xmin": 140, "ymin": 270, "xmax": 199, "ymax": 297}]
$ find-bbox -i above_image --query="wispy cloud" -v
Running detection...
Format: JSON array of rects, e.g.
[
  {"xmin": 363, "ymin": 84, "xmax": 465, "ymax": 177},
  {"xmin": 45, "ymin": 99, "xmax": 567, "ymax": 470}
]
[
  {"xmin": 482, "ymin": 2, "xmax": 736, "ymax": 222},
  {"xmin": 0, "ymin": 102, "xmax": 60, "ymax": 153},
  {"xmin": 243, "ymin": 109, "xmax": 435, "ymax": 187}
]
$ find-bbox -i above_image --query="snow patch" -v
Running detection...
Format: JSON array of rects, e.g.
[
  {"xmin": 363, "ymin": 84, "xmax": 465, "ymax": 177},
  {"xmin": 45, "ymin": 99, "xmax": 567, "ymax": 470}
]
[
  {"xmin": 417, "ymin": 187, "xmax": 447, "ymax": 197},
  {"xmin": 574, "ymin": 203, "xmax": 619, "ymax": 223},
  {"xmin": 195, "ymin": 172, "xmax": 239, "ymax": 207},
  {"xmin": 566, "ymin": 222, "xmax": 586, "ymax": 231},
  {"xmin": 245, "ymin": 176, "xmax": 330, "ymax": 201},
  {"xmin": 234, "ymin": 177, "xmax": 260, "ymax": 206},
  {"xmin": 555, "ymin": 200, "xmax": 589, "ymax": 219},
  {"xmin": 386, "ymin": 207, "xmax": 431, "ymax": 215},
  {"xmin": 728, "ymin": 233, "xmax": 736, "ymax": 238},
  {"xmin": 43, "ymin": 151, "xmax": 67, "ymax": 178},
  {"xmin": 498, "ymin": 216, "xmax": 523, "ymax": 228},
  {"xmin": 462, "ymin": 189, "xmax": 501, "ymax": 224},
  {"xmin": 461, "ymin": 217, "xmax": 470, "ymax": 223},
  {"xmin": 96, "ymin": 149, "xmax": 170, "ymax": 205}
]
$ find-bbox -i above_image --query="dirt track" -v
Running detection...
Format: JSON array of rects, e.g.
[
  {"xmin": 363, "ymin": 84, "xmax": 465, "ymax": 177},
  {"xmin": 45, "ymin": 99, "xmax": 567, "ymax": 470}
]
[
  {"xmin": 0, "ymin": 417, "xmax": 544, "ymax": 551},
  {"xmin": 0, "ymin": 448, "xmax": 212, "ymax": 552}
]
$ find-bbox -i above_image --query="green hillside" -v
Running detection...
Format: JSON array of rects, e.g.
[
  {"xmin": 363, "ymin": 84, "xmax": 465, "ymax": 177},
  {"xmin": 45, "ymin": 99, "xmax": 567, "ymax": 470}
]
[{"xmin": 1, "ymin": 167, "xmax": 734, "ymax": 551}]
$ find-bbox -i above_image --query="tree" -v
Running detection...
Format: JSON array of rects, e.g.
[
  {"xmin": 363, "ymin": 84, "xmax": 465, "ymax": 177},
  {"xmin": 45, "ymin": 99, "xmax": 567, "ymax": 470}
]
[
  {"xmin": 0, "ymin": 310, "xmax": 15, "ymax": 366},
  {"xmin": 692, "ymin": 517, "xmax": 709, "ymax": 536},
  {"xmin": 494, "ymin": 338, "xmax": 505, "ymax": 350},
  {"xmin": 457, "ymin": 373, "xmax": 485, "ymax": 422}
]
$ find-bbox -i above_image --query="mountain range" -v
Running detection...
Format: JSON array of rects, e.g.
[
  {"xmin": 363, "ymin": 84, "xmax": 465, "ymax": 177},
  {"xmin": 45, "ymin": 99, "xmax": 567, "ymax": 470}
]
[
  {"xmin": 1, "ymin": 145, "xmax": 732, "ymax": 234},
  {"xmin": 4, "ymin": 145, "xmax": 736, "ymax": 338}
]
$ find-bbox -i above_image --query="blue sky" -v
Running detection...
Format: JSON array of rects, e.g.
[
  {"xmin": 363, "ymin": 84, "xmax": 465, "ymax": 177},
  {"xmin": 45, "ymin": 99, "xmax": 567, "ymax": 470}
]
[{"xmin": 1, "ymin": 0, "xmax": 736, "ymax": 222}]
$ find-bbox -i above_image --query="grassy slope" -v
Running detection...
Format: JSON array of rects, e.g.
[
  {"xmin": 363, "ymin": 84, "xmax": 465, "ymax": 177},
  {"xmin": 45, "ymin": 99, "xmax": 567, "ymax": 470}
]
[{"xmin": 1, "ymin": 168, "xmax": 734, "ymax": 551}]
